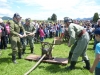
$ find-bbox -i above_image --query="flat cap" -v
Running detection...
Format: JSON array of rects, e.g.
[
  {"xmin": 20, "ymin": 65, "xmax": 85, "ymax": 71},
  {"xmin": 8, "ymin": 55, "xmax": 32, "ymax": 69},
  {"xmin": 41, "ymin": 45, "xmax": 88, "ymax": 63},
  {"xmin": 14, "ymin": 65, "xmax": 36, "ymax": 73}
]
[
  {"xmin": 13, "ymin": 13, "xmax": 21, "ymax": 18},
  {"xmin": 64, "ymin": 17, "xmax": 72, "ymax": 23}
]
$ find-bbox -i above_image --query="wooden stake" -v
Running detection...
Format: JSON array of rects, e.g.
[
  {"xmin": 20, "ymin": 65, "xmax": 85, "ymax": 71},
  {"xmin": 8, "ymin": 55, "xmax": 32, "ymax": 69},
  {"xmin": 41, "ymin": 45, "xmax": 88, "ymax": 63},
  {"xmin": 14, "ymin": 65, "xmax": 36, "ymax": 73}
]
[{"xmin": 24, "ymin": 54, "xmax": 46, "ymax": 75}]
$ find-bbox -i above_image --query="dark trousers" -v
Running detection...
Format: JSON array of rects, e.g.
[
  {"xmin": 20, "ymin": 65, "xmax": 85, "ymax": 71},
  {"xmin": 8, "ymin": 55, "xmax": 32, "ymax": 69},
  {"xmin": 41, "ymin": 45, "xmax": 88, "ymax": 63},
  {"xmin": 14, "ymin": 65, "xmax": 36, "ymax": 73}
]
[
  {"xmin": 0, "ymin": 41, "xmax": 1, "ymax": 49},
  {"xmin": 56, "ymin": 31, "xmax": 58, "ymax": 37},
  {"xmin": 6, "ymin": 34, "xmax": 10, "ymax": 44},
  {"xmin": 40, "ymin": 37, "xmax": 44, "ymax": 42},
  {"xmin": 0, "ymin": 36, "xmax": 7, "ymax": 49},
  {"xmin": 95, "ymin": 67, "xmax": 100, "ymax": 75},
  {"xmin": 20, "ymin": 38, "xmax": 24, "ymax": 45},
  {"xmin": 34, "ymin": 33, "xmax": 39, "ymax": 42},
  {"xmin": 49, "ymin": 32, "xmax": 52, "ymax": 38}
]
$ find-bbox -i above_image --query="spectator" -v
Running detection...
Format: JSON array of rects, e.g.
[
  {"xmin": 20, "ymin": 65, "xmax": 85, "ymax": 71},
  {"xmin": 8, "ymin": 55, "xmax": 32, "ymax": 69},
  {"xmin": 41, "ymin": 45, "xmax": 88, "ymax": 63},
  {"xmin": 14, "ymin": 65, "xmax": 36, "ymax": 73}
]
[
  {"xmin": 90, "ymin": 28, "xmax": 100, "ymax": 75},
  {"xmin": 0, "ymin": 18, "xmax": 7, "ymax": 49},
  {"xmin": 39, "ymin": 25, "xmax": 45, "ymax": 42},
  {"xmin": 5, "ymin": 22, "xmax": 10, "ymax": 44},
  {"xmin": 93, "ymin": 19, "xmax": 100, "ymax": 50}
]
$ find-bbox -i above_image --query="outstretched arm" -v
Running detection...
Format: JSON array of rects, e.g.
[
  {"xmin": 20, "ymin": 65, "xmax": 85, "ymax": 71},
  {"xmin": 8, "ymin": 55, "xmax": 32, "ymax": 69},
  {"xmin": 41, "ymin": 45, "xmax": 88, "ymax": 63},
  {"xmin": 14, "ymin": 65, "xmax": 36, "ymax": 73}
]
[{"xmin": 90, "ymin": 54, "xmax": 100, "ymax": 73}]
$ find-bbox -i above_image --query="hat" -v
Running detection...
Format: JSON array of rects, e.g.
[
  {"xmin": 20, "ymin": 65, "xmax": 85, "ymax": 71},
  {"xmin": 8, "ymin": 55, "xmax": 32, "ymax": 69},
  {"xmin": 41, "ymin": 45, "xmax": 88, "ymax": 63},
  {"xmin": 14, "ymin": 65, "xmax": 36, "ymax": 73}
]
[
  {"xmin": 94, "ymin": 28, "xmax": 100, "ymax": 35},
  {"xmin": 13, "ymin": 13, "xmax": 21, "ymax": 18},
  {"xmin": 0, "ymin": 18, "xmax": 3, "ymax": 23},
  {"xmin": 25, "ymin": 18, "xmax": 31, "ymax": 22},
  {"xmin": 64, "ymin": 17, "xmax": 72, "ymax": 23}
]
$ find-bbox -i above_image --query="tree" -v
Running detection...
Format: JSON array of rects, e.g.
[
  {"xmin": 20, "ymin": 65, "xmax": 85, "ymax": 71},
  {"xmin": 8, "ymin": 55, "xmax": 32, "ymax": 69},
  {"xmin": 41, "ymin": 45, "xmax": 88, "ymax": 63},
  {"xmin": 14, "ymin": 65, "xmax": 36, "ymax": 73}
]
[
  {"xmin": 93, "ymin": 12, "xmax": 99, "ymax": 22},
  {"xmin": 51, "ymin": 13, "xmax": 57, "ymax": 22},
  {"xmin": 47, "ymin": 17, "xmax": 51, "ymax": 20}
]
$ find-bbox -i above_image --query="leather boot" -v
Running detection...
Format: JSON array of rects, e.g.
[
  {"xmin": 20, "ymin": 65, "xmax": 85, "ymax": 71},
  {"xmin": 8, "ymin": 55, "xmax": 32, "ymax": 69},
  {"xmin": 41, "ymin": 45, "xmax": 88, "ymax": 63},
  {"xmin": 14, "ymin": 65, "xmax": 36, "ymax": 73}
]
[
  {"xmin": 31, "ymin": 48, "xmax": 34, "ymax": 53},
  {"xmin": 18, "ymin": 52, "xmax": 22, "ymax": 59},
  {"xmin": 66, "ymin": 61, "xmax": 76, "ymax": 70},
  {"xmin": 83, "ymin": 60, "xmax": 90, "ymax": 70},
  {"xmin": 12, "ymin": 55, "xmax": 17, "ymax": 64},
  {"xmin": 68, "ymin": 52, "xmax": 73, "ymax": 63},
  {"xmin": 22, "ymin": 49, "xmax": 25, "ymax": 55}
]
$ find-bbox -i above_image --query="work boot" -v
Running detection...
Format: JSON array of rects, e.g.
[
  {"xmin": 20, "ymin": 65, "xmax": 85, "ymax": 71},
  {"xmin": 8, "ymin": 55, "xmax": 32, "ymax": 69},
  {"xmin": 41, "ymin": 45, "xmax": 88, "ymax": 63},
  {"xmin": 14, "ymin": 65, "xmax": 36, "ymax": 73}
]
[
  {"xmin": 83, "ymin": 60, "xmax": 90, "ymax": 70},
  {"xmin": 66, "ymin": 61, "xmax": 76, "ymax": 70},
  {"xmin": 12, "ymin": 55, "xmax": 17, "ymax": 64},
  {"xmin": 68, "ymin": 52, "xmax": 73, "ymax": 63},
  {"xmin": 22, "ymin": 49, "xmax": 25, "ymax": 55},
  {"xmin": 18, "ymin": 52, "xmax": 22, "ymax": 59},
  {"xmin": 31, "ymin": 48, "xmax": 34, "ymax": 53}
]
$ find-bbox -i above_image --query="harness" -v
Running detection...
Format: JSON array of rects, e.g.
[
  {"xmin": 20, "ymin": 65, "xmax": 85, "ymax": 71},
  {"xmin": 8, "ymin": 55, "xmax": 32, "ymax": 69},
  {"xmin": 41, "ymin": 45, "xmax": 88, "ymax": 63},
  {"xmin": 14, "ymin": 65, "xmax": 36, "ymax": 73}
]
[{"xmin": 78, "ymin": 29, "xmax": 86, "ymax": 37}]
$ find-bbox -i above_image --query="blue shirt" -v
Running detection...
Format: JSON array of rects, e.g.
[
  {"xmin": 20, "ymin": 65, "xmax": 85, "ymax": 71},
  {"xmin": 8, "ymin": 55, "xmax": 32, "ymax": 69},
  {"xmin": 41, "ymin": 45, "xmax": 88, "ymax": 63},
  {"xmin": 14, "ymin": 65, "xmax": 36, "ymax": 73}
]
[{"xmin": 95, "ymin": 43, "xmax": 100, "ymax": 68}]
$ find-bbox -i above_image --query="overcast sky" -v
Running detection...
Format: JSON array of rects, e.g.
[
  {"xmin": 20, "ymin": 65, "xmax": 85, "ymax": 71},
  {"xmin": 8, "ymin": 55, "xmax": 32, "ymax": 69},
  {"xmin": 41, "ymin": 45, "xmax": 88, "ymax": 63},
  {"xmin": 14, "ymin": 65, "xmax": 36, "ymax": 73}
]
[{"xmin": 0, "ymin": 0, "xmax": 100, "ymax": 20}]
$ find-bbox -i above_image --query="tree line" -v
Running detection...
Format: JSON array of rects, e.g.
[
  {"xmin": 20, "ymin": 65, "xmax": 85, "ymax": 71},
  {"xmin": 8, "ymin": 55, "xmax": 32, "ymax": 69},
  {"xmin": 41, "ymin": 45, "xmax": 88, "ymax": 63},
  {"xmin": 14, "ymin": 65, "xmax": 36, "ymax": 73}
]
[{"xmin": 48, "ymin": 12, "xmax": 100, "ymax": 22}]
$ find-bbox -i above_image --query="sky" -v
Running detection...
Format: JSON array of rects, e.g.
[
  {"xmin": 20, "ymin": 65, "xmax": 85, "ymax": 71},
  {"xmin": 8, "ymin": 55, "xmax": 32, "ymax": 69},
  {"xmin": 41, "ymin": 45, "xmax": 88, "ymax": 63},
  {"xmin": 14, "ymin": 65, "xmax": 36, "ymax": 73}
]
[{"xmin": 0, "ymin": 0, "xmax": 100, "ymax": 20}]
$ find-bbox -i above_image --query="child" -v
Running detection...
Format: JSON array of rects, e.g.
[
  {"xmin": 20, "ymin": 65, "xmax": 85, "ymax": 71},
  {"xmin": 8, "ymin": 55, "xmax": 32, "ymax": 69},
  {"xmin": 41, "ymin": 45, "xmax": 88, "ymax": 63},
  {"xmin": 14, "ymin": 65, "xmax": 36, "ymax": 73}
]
[
  {"xmin": 60, "ymin": 25, "xmax": 65, "ymax": 39},
  {"xmin": 90, "ymin": 28, "xmax": 100, "ymax": 75},
  {"xmin": 39, "ymin": 26, "xmax": 45, "ymax": 42}
]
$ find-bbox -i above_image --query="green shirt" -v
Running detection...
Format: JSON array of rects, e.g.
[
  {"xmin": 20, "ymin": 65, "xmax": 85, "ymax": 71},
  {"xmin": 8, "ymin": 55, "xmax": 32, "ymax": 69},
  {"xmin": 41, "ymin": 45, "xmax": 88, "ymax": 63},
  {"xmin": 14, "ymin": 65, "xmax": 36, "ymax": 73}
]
[
  {"xmin": 10, "ymin": 20, "xmax": 25, "ymax": 36},
  {"xmin": 23, "ymin": 23, "xmax": 36, "ymax": 34}
]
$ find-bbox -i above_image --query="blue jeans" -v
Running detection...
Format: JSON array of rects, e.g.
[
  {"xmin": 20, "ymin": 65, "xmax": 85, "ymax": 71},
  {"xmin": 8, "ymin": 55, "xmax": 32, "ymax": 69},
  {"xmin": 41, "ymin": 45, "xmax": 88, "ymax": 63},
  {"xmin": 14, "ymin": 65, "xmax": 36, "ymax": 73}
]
[
  {"xmin": 56, "ymin": 30, "xmax": 58, "ymax": 37},
  {"xmin": 95, "ymin": 67, "xmax": 100, "ymax": 75},
  {"xmin": 40, "ymin": 37, "xmax": 44, "ymax": 42}
]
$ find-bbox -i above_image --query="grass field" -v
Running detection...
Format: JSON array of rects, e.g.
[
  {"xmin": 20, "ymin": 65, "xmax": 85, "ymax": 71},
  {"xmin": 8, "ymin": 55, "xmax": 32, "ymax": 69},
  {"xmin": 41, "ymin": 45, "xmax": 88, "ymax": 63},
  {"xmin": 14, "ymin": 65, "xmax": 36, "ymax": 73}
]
[{"xmin": 0, "ymin": 38, "xmax": 95, "ymax": 75}]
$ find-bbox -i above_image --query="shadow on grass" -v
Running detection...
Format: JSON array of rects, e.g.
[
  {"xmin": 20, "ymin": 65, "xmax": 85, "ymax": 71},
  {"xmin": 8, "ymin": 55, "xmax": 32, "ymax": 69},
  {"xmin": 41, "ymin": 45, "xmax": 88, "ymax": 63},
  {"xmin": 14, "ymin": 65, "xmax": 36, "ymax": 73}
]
[
  {"xmin": 39, "ymin": 64, "xmax": 68, "ymax": 73},
  {"xmin": 0, "ymin": 57, "xmax": 11, "ymax": 63},
  {"xmin": 8, "ymin": 53, "xmax": 12, "ymax": 56},
  {"xmin": 89, "ymin": 42, "xmax": 94, "ymax": 45},
  {"xmin": 87, "ymin": 48, "xmax": 93, "ymax": 50},
  {"xmin": 25, "ymin": 52, "xmax": 32, "ymax": 54},
  {"xmin": 39, "ymin": 64, "xmax": 82, "ymax": 73},
  {"xmin": 34, "ymin": 42, "xmax": 41, "ymax": 44},
  {"xmin": 7, "ymin": 46, "xmax": 11, "ymax": 49}
]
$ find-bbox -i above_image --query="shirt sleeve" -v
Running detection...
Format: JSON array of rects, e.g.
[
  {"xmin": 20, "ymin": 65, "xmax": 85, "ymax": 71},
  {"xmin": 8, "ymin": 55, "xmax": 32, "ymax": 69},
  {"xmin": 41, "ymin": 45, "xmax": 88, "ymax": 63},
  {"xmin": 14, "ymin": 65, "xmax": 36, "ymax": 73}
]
[
  {"xmin": 95, "ymin": 44, "xmax": 100, "ymax": 54},
  {"xmin": 68, "ymin": 28, "xmax": 75, "ymax": 45},
  {"xmin": 23, "ymin": 25, "xmax": 29, "ymax": 34}
]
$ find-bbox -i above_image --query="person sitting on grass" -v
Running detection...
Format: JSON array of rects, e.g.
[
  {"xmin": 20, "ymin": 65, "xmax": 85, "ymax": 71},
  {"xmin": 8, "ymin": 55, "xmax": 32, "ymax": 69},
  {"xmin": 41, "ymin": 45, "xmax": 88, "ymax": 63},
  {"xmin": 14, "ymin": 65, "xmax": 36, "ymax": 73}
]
[{"xmin": 90, "ymin": 28, "xmax": 100, "ymax": 75}]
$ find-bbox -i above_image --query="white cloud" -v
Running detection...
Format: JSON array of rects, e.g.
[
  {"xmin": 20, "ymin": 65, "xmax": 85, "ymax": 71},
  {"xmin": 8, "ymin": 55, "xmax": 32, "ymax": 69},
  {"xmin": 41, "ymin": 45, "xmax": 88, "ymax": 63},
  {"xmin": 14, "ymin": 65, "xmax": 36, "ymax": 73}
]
[
  {"xmin": 0, "ymin": 0, "xmax": 13, "ymax": 17},
  {"xmin": 17, "ymin": 6, "xmax": 20, "ymax": 9},
  {"xmin": 0, "ymin": 0, "xmax": 100, "ymax": 20},
  {"xmin": 0, "ymin": 0, "xmax": 7, "ymax": 2},
  {"xmin": 16, "ymin": 0, "xmax": 80, "ymax": 10},
  {"xmin": 0, "ymin": 0, "xmax": 10, "ymax": 8},
  {"xmin": 16, "ymin": 0, "xmax": 100, "ymax": 20},
  {"xmin": 0, "ymin": 8, "xmax": 13, "ymax": 16}
]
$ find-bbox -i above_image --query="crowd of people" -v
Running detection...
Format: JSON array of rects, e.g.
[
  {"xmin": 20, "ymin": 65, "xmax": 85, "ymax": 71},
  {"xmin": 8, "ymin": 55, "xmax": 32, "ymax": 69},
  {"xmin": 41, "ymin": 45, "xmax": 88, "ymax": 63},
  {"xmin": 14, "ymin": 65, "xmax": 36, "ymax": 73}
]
[
  {"xmin": 0, "ymin": 13, "xmax": 100, "ymax": 75},
  {"xmin": 0, "ymin": 17, "xmax": 98, "ymax": 49},
  {"xmin": 0, "ymin": 19, "xmax": 10, "ymax": 50}
]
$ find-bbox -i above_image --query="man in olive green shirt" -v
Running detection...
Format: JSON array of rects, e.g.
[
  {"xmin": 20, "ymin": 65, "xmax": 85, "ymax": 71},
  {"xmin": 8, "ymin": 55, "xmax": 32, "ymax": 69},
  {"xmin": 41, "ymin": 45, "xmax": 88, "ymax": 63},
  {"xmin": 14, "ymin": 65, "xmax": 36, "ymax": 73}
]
[
  {"xmin": 64, "ymin": 17, "xmax": 90, "ymax": 70},
  {"xmin": 10, "ymin": 13, "xmax": 26, "ymax": 63},
  {"xmin": 22, "ymin": 18, "xmax": 36, "ymax": 54}
]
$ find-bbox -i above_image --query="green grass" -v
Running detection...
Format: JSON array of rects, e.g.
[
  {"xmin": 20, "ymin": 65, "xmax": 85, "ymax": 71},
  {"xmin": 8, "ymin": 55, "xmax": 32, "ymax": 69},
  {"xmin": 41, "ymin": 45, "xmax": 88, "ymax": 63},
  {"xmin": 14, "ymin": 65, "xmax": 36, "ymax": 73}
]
[{"xmin": 0, "ymin": 38, "xmax": 95, "ymax": 75}]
